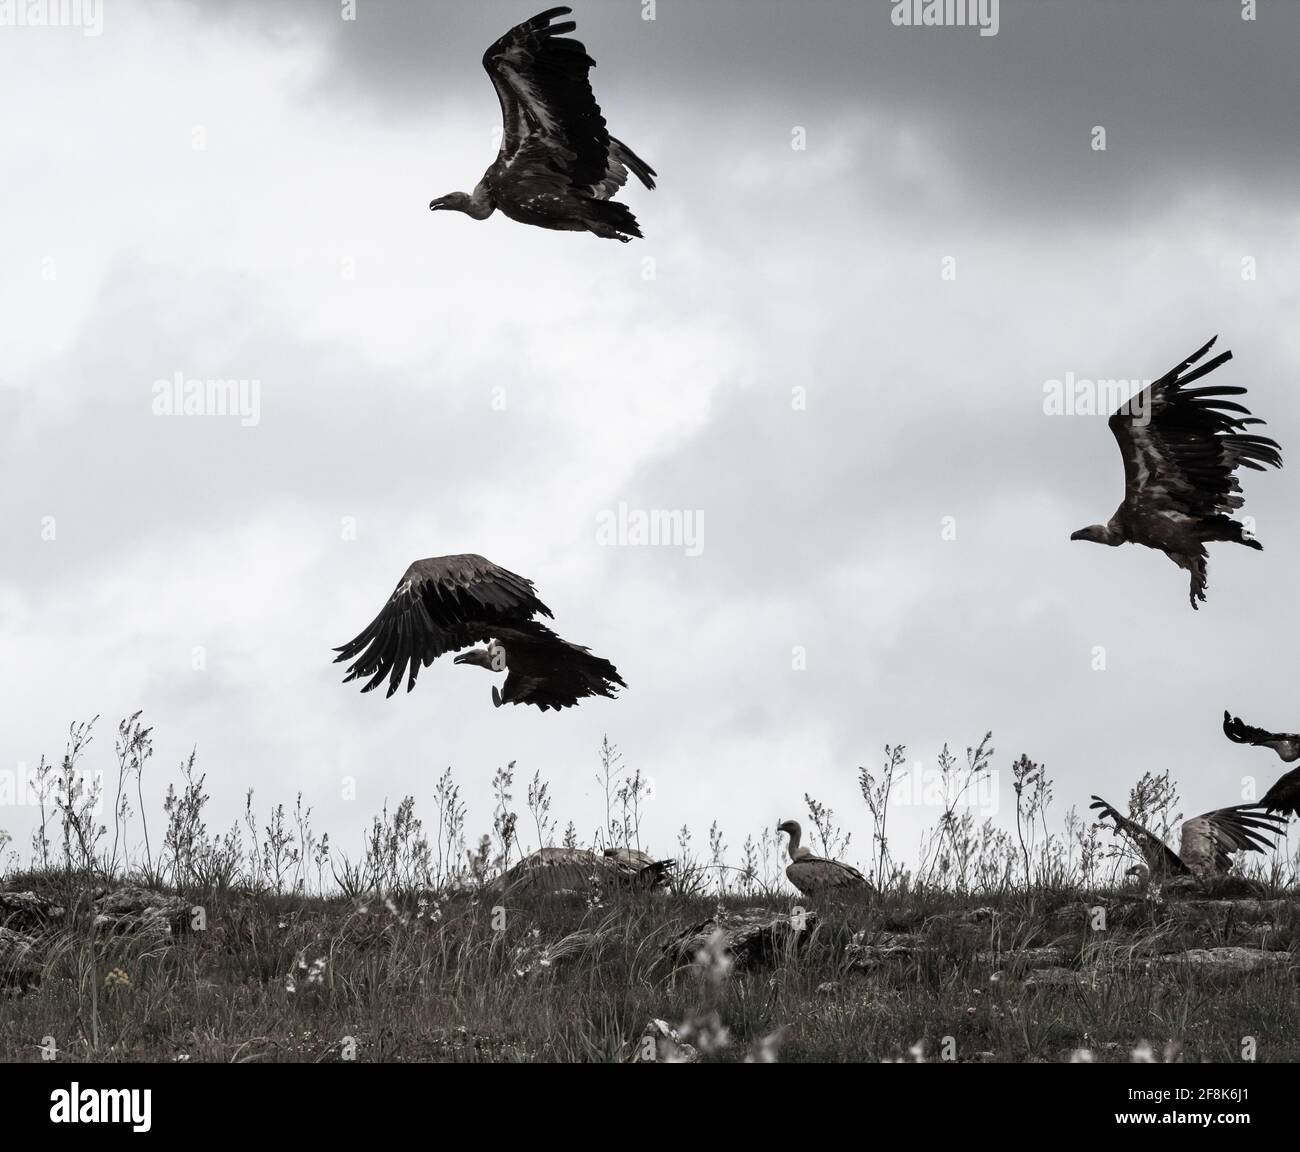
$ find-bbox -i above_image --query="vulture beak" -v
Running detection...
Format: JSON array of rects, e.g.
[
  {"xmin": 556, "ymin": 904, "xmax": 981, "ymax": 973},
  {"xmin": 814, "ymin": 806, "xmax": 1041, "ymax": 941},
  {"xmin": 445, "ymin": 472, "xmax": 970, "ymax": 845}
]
[
  {"xmin": 452, "ymin": 652, "xmax": 471, "ymax": 664},
  {"xmin": 429, "ymin": 195, "xmax": 451, "ymax": 212},
  {"xmin": 1069, "ymin": 528, "xmax": 1088, "ymax": 541}
]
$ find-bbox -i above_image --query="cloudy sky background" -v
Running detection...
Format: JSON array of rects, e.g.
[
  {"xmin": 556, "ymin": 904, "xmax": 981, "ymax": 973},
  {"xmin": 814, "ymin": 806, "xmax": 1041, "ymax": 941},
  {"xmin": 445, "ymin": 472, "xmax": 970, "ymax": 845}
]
[{"xmin": 3, "ymin": 0, "xmax": 1299, "ymax": 878}]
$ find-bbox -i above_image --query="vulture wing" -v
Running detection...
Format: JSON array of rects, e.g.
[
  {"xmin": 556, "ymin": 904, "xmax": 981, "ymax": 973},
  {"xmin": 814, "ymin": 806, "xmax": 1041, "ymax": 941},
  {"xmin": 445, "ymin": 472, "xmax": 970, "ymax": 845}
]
[
  {"xmin": 333, "ymin": 554, "xmax": 551, "ymax": 698},
  {"xmin": 1089, "ymin": 795, "xmax": 1187, "ymax": 876},
  {"xmin": 1223, "ymin": 710, "xmax": 1300, "ymax": 761},
  {"xmin": 481, "ymin": 7, "xmax": 614, "ymax": 190},
  {"xmin": 1259, "ymin": 767, "xmax": 1300, "ymax": 820},
  {"xmin": 788, "ymin": 855, "xmax": 869, "ymax": 894},
  {"xmin": 490, "ymin": 846, "xmax": 670, "ymax": 895},
  {"xmin": 492, "ymin": 620, "xmax": 625, "ymax": 711},
  {"xmin": 1178, "ymin": 805, "xmax": 1286, "ymax": 876}
]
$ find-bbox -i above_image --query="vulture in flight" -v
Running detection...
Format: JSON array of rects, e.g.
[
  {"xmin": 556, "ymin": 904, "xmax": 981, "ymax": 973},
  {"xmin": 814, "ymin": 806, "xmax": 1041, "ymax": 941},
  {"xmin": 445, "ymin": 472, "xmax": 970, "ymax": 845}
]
[
  {"xmin": 1223, "ymin": 710, "xmax": 1300, "ymax": 819},
  {"xmin": 333, "ymin": 554, "xmax": 624, "ymax": 711},
  {"xmin": 429, "ymin": 7, "xmax": 656, "ymax": 241},
  {"xmin": 777, "ymin": 820, "xmax": 870, "ymax": 897},
  {"xmin": 1089, "ymin": 795, "xmax": 1285, "ymax": 881},
  {"xmin": 1070, "ymin": 337, "xmax": 1282, "ymax": 608}
]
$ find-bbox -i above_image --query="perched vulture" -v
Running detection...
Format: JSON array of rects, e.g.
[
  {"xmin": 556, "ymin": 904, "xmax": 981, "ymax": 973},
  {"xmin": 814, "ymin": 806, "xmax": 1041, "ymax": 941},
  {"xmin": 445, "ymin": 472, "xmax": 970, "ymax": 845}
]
[
  {"xmin": 333, "ymin": 554, "xmax": 624, "ymax": 711},
  {"xmin": 776, "ymin": 820, "xmax": 870, "ymax": 897},
  {"xmin": 1070, "ymin": 337, "xmax": 1282, "ymax": 608},
  {"xmin": 1223, "ymin": 710, "xmax": 1300, "ymax": 819},
  {"xmin": 429, "ymin": 7, "xmax": 656, "ymax": 241},
  {"xmin": 487, "ymin": 846, "xmax": 674, "ymax": 896},
  {"xmin": 1089, "ymin": 795, "xmax": 1285, "ymax": 881}
]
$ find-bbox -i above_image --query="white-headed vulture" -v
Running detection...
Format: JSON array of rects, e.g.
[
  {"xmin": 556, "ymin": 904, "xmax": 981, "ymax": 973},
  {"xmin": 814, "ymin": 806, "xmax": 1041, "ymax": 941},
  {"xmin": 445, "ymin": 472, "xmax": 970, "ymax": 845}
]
[
  {"xmin": 1089, "ymin": 794, "xmax": 1285, "ymax": 880},
  {"xmin": 334, "ymin": 554, "xmax": 624, "ymax": 711},
  {"xmin": 777, "ymin": 819, "xmax": 871, "ymax": 896},
  {"xmin": 429, "ymin": 7, "xmax": 655, "ymax": 241},
  {"xmin": 1070, "ymin": 337, "xmax": 1281, "ymax": 608}
]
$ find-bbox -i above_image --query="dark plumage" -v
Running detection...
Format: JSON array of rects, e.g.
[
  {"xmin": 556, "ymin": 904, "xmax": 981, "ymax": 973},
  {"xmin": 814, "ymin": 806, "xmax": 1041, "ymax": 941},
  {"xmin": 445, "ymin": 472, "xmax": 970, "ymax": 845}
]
[
  {"xmin": 429, "ymin": 7, "xmax": 655, "ymax": 241},
  {"xmin": 333, "ymin": 554, "xmax": 624, "ymax": 711},
  {"xmin": 1089, "ymin": 795, "xmax": 1285, "ymax": 880},
  {"xmin": 1070, "ymin": 337, "xmax": 1281, "ymax": 608},
  {"xmin": 1223, "ymin": 710, "xmax": 1300, "ymax": 819},
  {"xmin": 488, "ymin": 846, "xmax": 674, "ymax": 896}
]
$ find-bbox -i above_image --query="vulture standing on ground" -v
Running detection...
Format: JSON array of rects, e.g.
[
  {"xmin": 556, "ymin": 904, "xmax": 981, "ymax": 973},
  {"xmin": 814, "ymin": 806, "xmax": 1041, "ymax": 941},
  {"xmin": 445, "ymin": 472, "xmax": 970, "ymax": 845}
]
[
  {"xmin": 1223, "ymin": 710, "xmax": 1300, "ymax": 819},
  {"xmin": 776, "ymin": 820, "xmax": 870, "ymax": 897},
  {"xmin": 1070, "ymin": 337, "xmax": 1282, "ymax": 608},
  {"xmin": 428, "ymin": 7, "xmax": 656, "ymax": 241},
  {"xmin": 487, "ymin": 846, "xmax": 674, "ymax": 896},
  {"xmin": 333, "ymin": 554, "xmax": 624, "ymax": 710},
  {"xmin": 1089, "ymin": 795, "xmax": 1285, "ymax": 881}
]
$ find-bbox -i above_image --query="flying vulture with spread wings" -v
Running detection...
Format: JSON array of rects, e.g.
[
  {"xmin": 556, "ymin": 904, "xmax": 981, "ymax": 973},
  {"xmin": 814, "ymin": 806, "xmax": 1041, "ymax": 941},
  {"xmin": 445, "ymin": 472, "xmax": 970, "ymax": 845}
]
[
  {"xmin": 1223, "ymin": 710, "xmax": 1300, "ymax": 819},
  {"xmin": 1089, "ymin": 795, "xmax": 1285, "ymax": 880},
  {"xmin": 1070, "ymin": 337, "xmax": 1282, "ymax": 608},
  {"xmin": 429, "ymin": 7, "xmax": 656, "ymax": 241},
  {"xmin": 777, "ymin": 820, "xmax": 871, "ymax": 896},
  {"xmin": 333, "ymin": 554, "xmax": 624, "ymax": 711}
]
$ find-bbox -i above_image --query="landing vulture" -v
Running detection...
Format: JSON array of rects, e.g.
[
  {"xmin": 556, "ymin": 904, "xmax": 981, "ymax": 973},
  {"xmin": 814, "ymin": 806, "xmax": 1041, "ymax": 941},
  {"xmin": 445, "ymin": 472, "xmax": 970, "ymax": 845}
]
[
  {"xmin": 1070, "ymin": 337, "xmax": 1282, "ymax": 608},
  {"xmin": 487, "ymin": 846, "xmax": 674, "ymax": 896},
  {"xmin": 776, "ymin": 820, "xmax": 870, "ymax": 897},
  {"xmin": 1089, "ymin": 795, "xmax": 1285, "ymax": 881},
  {"xmin": 1223, "ymin": 710, "xmax": 1300, "ymax": 763},
  {"xmin": 429, "ymin": 7, "xmax": 656, "ymax": 241},
  {"xmin": 1223, "ymin": 710, "xmax": 1300, "ymax": 819},
  {"xmin": 333, "ymin": 554, "xmax": 624, "ymax": 711}
]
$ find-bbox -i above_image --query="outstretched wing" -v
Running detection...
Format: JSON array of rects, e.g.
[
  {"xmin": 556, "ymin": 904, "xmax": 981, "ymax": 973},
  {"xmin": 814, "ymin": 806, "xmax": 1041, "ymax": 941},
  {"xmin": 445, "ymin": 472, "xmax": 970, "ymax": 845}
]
[
  {"xmin": 1178, "ymin": 805, "xmax": 1286, "ymax": 876},
  {"xmin": 1109, "ymin": 337, "xmax": 1281, "ymax": 524},
  {"xmin": 1089, "ymin": 795, "xmax": 1187, "ymax": 876},
  {"xmin": 1260, "ymin": 767, "xmax": 1300, "ymax": 820},
  {"xmin": 333, "ymin": 554, "xmax": 551, "ymax": 698},
  {"xmin": 1223, "ymin": 710, "xmax": 1300, "ymax": 761},
  {"xmin": 492, "ymin": 620, "xmax": 625, "ymax": 711},
  {"xmin": 482, "ymin": 7, "xmax": 613, "ymax": 189}
]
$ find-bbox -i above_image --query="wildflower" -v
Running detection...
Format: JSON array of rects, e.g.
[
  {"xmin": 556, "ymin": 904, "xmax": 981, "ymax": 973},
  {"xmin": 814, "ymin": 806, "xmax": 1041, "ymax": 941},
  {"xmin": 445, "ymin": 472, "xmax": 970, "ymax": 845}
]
[
  {"xmin": 103, "ymin": 967, "xmax": 131, "ymax": 991},
  {"xmin": 693, "ymin": 929, "xmax": 733, "ymax": 986}
]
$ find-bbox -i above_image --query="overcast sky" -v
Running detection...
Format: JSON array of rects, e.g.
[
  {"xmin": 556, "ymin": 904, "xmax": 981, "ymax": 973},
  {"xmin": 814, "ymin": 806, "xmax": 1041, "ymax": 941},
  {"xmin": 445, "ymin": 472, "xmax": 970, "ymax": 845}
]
[{"xmin": 3, "ymin": 0, "xmax": 1299, "ymax": 877}]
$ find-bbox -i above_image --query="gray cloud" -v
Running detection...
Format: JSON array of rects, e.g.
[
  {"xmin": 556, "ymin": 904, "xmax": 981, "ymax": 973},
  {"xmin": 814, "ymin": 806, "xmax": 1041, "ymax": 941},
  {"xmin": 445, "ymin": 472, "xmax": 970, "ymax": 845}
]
[{"xmin": 2, "ymin": 0, "xmax": 1298, "ymax": 873}]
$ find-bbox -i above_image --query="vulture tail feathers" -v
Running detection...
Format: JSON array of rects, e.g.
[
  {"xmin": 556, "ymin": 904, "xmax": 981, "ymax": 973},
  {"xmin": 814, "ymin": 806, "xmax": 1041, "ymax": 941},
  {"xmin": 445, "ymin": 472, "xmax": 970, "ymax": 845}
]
[{"xmin": 610, "ymin": 136, "xmax": 657, "ymax": 189}]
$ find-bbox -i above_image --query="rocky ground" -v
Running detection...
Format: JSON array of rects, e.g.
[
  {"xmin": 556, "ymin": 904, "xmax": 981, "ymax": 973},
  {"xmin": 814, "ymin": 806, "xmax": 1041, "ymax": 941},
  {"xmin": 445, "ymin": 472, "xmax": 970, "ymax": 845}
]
[{"xmin": 2, "ymin": 876, "xmax": 1297, "ymax": 1062}]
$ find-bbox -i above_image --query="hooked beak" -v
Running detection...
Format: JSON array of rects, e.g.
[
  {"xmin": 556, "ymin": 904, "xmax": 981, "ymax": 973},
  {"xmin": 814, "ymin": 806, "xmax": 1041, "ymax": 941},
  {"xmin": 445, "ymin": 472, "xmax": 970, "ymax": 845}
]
[
  {"xmin": 1069, "ymin": 529, "xmax": 1087, "ymax": 541},
  {"xmin": 429, "ymin": 196, "xmax": 448, "ymax": 212},
  {"xmin": 452, "ymin": 652, "xmax": 470, "ymax": 664}
]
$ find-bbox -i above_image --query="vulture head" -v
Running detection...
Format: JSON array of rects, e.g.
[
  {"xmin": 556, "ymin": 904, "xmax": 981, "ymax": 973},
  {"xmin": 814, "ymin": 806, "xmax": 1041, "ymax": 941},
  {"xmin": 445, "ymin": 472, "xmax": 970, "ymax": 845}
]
[
  {"xmin": 1125, "ymin": 863, "xmax": 1151, "ymax": 887},
  {"xmin": 429, "ymin": 192, "xmax": 469, "ymax": 213},
  {"xmin": 429, "ymin": 187, "xmax": 495, "ymax": 220},
  {"xmin": 776, "ymin": 819, "xmax": 809, "ymax": 859},
  {"xmin": 453, "ymin": 643, "xmax": 506, "ymax": 672},
  {"xmin": 1070, "ymin": 524, "xmax": 1121, "ymax": 545}
]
